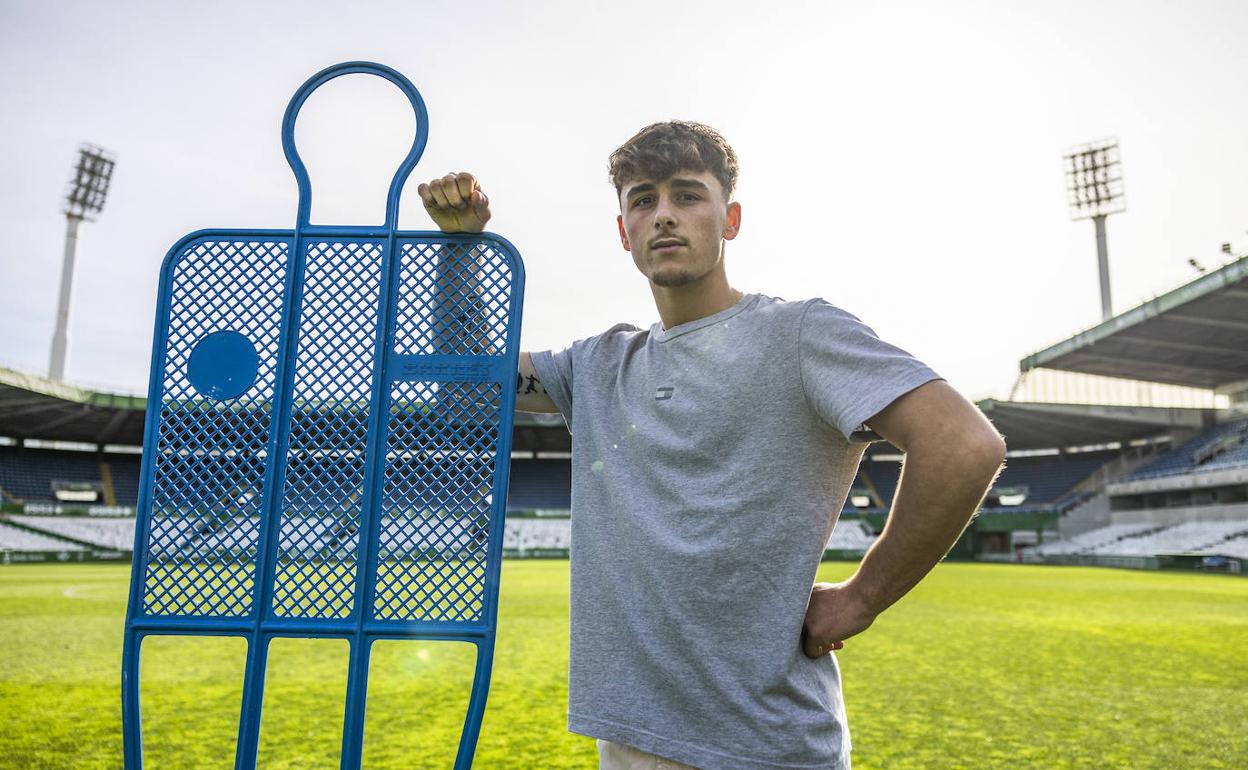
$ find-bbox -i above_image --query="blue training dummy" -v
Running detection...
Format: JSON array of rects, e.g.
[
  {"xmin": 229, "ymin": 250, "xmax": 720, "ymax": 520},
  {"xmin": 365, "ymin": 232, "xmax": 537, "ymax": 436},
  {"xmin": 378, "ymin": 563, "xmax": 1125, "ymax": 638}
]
[{"xmin": 121, "ymin": 61, "xmax": 524, "ymax": 770}]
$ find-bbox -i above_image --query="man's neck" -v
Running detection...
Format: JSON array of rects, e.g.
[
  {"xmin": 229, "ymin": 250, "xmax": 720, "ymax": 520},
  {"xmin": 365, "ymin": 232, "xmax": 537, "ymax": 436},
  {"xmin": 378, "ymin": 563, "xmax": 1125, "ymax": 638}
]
[{"xmin": 651, "ymin": 269, "xmax": 744, "ymax": 331}]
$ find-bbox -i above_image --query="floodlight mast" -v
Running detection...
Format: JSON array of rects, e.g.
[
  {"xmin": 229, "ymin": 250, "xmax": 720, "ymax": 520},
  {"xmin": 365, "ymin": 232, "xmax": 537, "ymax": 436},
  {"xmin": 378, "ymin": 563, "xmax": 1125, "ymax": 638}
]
[
  {"xmin": 49, "ymin": 144, "xmax": 116, "ymax": 381},
  {"xmin": 1064, "ymin": 138, "xmax": 1126, "ymax": 321}
]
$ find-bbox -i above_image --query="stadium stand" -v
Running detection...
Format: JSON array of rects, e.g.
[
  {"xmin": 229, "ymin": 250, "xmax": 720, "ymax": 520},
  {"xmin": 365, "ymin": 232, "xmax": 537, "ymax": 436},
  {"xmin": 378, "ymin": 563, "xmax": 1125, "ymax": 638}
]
[
  {"xmin": 1026, "ymin": 520, "xmax": 1248, "ymax": 558},
  {"xmin": 503, "ymin": 518, "xmax": 570, "ymax": 550},
  {"xmin": 859, "ymin": 461, "xmax": 899, "ymax": 511},
  {"xmin": 6, "ymin": 515, "xmax": 135, "ymax": 550},
  {"xmin": 860, "ymin": 449, "xmax": 1117, "ymax": 513},
  {"xmin": 1123, "ymin": 419, "xmax": 1248, "ymax": 481},
  {"xmin": 107, "ymin": 455, "xmax": 142, "ymax": 506},
  {"xmin": 992, "ymin": 450, "xmax": 1118, "ymax": 505},
  {"xmin": 0, "ymin": 446, "xmax": 103, "ymax": 502},
  {"xmin": 507, "ymin": 459, "xmax": 571, "ymax": 511},
  {"xmin": 0, "ymin": 520, "xmax": 87, "ymax": 552},
  {"xmin": 826, "ymin": 520, "xmax": 876, "ymax": 552},
  {"xmin": 1193, "ymin": 532, "xmax": 1248, "ymax": 559},
  {"xmin": 1091, "ymin": 520, "xmax": 1248, "ymax": 556},
  {"xmin": 1027, "ymin": 523, "xmax": 1161, "ymax": 556}
]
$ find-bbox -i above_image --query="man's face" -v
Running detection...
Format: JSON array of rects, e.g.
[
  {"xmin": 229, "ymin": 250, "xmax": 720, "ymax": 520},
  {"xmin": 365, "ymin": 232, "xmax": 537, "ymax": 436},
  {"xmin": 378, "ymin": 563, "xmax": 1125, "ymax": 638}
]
[{"xmin": 617, "ymin": 169, "xmax": 741, "ymax": 288}]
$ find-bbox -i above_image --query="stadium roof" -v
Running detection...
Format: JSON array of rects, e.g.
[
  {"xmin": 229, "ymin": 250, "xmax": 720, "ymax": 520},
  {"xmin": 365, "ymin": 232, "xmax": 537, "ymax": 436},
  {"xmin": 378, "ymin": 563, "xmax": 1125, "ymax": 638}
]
[
  {"xmin": 974, "ymin": 399, "xmax": 1211, "ymax": 452},
  {"xmin": 0, "ymin": 366, "xmax": 147, "ymax": 446},
  {"xmin": 0, "ymin": 366, "xmax": 571, "ymax": 451},
  {"xmin": 1019, "ymin": 254, "xmax": 1248, "ymax": 391}
]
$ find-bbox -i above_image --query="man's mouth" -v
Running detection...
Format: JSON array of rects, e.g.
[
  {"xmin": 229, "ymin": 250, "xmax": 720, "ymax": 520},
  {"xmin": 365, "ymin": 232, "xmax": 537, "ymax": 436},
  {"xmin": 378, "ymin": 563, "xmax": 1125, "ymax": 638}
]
[{"xmin": 650, "ymin": 238, "xmax": 685, "ymax": 252}]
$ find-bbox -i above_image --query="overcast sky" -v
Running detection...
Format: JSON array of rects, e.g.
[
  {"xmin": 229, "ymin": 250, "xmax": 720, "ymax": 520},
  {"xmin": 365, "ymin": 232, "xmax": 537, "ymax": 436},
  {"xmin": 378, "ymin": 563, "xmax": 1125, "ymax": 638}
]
[{"xmin": 2, "ymin": 0, "xmax": 1246, "ymax": 400}]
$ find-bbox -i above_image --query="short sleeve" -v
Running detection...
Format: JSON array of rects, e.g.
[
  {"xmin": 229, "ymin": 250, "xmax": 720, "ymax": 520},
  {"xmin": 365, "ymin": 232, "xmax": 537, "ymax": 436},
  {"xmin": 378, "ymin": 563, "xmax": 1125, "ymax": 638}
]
[
  {"xmin": 529, "ymin": 345, "xmax": 575, "ymax": 432},
  {"xmin": 529, "ymin": 323, "xmax": 640, "ymax": 434},
  {"xmin": 799, "ymin": 299, "xmax": 943, "ymax": 443}
]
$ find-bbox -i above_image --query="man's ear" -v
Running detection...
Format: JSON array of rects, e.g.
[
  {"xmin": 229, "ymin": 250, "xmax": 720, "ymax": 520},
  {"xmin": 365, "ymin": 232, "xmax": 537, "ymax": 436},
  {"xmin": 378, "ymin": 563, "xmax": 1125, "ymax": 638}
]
[
  {"xmin": 723, "ymin": 201, "xmax": 742, "ymax": 241},
  {"xmin": 617, "ymin": 215, "xmax": 631, "ymax": 251}
]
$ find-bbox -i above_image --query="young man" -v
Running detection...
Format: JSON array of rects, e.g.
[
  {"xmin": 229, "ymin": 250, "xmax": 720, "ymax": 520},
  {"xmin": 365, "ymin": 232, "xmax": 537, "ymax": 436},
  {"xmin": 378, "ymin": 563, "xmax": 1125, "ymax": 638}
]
[{"xmin": 418, "ymin": 122, "xmax": 1006, "ymax": 770}]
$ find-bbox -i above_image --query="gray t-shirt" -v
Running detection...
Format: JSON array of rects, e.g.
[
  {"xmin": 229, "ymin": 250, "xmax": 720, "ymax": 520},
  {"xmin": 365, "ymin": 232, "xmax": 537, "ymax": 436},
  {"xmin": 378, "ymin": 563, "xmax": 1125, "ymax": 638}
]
[{"xmin": 530, "ymin": 293, "xmax": 942, "ymax": 770}]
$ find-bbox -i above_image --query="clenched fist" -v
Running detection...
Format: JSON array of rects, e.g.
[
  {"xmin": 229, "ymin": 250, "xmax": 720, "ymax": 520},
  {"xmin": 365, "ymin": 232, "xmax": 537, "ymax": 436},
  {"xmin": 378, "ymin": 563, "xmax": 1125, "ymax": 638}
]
[
  {"xmin": 418, "ymin": 171, "xmax": 491, "ymax": 233},
  {"xmin": 801, "ymin": 581, "xmax": 877, "ymax": 658}
]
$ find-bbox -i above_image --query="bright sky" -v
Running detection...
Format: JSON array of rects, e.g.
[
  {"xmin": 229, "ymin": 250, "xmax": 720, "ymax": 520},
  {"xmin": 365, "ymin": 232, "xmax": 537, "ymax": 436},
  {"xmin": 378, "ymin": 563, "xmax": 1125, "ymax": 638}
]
[{"xmin": 2, "ymin": 0, "xmax": 1246, "ymax": 401}]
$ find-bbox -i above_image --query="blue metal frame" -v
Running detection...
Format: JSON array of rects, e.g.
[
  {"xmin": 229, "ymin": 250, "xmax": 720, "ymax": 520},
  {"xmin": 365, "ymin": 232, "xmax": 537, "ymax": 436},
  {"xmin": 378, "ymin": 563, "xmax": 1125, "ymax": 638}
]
[{"xmin": 122, "ymin": 61, "xmax": 525, "ymax": 770}]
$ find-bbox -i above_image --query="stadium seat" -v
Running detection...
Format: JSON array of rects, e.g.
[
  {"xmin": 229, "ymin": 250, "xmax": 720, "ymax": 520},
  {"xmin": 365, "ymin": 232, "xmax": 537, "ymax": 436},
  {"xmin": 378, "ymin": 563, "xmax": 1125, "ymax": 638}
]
[
  {"xmin": 0, "ymin": 520, "xmax": 88, "ymax": 552},
  {"xmin": 0, "ymin": 447, "xmax": 103, "ymax": 502},
  {"xmin": 507, "ymin": 459, "xmax": 572, "ymax": 511},
  {"xmin": 6, "ymin": 515, "xmax": 135, "ymax": 550},
  {"xmin": 1124, "ymin": 419, "xmax": 1248, "ymax": 482}
]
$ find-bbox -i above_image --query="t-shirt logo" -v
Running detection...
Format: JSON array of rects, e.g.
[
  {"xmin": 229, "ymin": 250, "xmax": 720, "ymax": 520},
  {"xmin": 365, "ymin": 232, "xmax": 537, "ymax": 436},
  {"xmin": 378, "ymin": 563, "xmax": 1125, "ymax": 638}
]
[{"xmin": 655, "ymin": 386, "xmax": 675, "ymax": 401}]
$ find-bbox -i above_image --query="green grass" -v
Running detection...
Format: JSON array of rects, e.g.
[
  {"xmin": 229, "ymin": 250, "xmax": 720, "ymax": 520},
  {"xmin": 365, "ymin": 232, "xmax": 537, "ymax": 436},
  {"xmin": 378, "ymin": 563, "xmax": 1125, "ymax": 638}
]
[{"xmin": 1, "ymin": 561, "xmax": 1245, "ymax": 768}]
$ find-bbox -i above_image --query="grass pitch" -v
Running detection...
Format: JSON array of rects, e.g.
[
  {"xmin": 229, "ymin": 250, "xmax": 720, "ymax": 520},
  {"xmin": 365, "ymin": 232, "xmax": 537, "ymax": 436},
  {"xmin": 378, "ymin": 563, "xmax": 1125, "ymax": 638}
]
[{"xmin": 0, "ymin": 560, "xmax": 1244, "ymax": 769}]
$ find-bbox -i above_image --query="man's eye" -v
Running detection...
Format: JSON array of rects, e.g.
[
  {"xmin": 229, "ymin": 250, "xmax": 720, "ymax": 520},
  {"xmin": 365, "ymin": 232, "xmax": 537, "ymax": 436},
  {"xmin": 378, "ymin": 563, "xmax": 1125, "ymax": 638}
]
[
  {"xmin": 679, "ymin": 193, "xmax": 700, "ymax": 201},
  {"xmin": 633, "ymin": 196, "xmax": 653, "ymax": 207}
]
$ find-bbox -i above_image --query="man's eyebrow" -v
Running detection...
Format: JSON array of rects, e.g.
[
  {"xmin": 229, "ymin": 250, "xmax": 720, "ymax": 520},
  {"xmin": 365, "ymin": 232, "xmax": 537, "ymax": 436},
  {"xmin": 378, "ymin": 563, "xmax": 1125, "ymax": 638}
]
[
  {"xmin": 625, "ymin": 182, "xmax": 657, "ymax": 199},
  {"xmin": 624, "ymin": 178, "xmax": 710, "ymax": 199},
  {"xmin": 668, "ymin": 178, "xmax": 710, "ymax": 191}
]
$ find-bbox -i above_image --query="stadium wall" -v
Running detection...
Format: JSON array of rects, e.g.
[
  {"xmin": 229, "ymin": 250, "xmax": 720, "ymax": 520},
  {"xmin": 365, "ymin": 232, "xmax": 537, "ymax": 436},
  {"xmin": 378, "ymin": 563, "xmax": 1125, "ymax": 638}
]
[
  {"xmin": 1057, "ymin": 492, "xmax": 1113, "ymax": 536},
  {"xmin": 1110, "ymin": 466, "xmax": 1248, "ymax": 495},
  {"xmin": 0, "ymin": 548, "xmax": 129, "ymax": 564},
  {"xmin": 0, "ymin": 502, "xmax": 134, "ymax": 517},
  {"xmin": 1109, "ymin": 502, "xmax": 1248, "ymax": 526}
]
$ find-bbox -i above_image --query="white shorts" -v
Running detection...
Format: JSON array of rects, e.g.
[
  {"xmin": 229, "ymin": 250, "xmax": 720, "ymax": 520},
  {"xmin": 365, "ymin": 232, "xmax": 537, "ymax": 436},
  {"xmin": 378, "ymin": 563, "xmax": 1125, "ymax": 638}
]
[{"xmin": 597, "ymin": 739, "xmax": 702, "ymax": 770}]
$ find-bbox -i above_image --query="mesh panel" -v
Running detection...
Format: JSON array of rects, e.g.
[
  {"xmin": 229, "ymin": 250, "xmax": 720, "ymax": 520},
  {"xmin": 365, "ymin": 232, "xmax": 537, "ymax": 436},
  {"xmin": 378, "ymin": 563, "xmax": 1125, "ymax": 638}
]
[
  {"xmin": 272, "ymin": 241, "xmax": 383, "ymax": 618},
  {"xmin": 392, "ymin": 242, "xmax": 512, "ymax": 355},
  {"xmin": 142, "ymin": 240, "xmax": 288, "ymax": 617},
  {"xmin": 374, "ymin": 380, "xmax": 500, "ymax": 622},
  {"xmin": 140, "ymin": 234, "xmax": 516, "ymax": 625}
]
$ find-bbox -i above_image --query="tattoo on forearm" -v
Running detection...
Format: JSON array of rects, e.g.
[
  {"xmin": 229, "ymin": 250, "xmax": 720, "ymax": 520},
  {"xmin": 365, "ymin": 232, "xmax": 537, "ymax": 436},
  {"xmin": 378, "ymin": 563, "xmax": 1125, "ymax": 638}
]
[{"xmin": 516, "ymin": 372, "xmax": 548, "ymax": 396}]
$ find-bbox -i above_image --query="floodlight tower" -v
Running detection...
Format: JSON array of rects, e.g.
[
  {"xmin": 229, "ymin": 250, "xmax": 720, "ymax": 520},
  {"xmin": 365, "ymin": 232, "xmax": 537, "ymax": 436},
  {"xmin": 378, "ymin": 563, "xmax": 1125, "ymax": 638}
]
[
  {"xmin": 49, "ymin": 144, "xmax": 116, "ymax": 381},
  {"xmin": 1064, "ymin": 138, "xmax": 1125, "ymax": 321}
]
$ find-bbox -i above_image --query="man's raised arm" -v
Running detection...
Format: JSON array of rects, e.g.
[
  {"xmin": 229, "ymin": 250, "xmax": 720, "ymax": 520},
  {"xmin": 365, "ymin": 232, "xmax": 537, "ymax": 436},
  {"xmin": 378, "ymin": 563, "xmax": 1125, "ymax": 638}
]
[
  {"xmin": 515, "ymin": 353, "xmax": 559, "ymax": 414},
  {"xmin": 802, "ymin": 380, "xmax": 1006, "ymax": 657},
  {"xmin": 419, "ymin": 172, "xmax": 559, "ymax": 415}
]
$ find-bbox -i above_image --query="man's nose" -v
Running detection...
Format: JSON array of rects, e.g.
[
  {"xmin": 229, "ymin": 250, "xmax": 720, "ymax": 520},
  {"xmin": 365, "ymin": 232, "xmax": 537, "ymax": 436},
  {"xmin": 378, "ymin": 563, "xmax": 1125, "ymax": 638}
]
[{"xmin": 653, "ymin": 195, "xmax": 677, "ymax": 228}]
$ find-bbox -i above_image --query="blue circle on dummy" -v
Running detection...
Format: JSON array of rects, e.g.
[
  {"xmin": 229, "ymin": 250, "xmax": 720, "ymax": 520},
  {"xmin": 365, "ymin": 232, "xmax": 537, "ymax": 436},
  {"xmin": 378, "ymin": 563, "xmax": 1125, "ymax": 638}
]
[{"xmin": 186, "ymin": 330, "xmax": 259, "ymax": 400}]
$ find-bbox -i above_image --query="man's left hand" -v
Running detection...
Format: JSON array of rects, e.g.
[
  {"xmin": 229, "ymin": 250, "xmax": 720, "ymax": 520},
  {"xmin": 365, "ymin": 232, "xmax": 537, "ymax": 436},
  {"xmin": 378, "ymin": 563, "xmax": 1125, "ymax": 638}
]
[{"xmin": 801, "ymin": 581, "xmax": 877, "ymax": 658}]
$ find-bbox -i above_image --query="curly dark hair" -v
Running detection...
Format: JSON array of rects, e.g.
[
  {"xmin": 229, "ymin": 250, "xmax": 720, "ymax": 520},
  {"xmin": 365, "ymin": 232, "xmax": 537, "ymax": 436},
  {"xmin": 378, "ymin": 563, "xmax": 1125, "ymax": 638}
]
[{"xmin": 608, "ymin": 121, "xmax": 739, "ymax": 199}]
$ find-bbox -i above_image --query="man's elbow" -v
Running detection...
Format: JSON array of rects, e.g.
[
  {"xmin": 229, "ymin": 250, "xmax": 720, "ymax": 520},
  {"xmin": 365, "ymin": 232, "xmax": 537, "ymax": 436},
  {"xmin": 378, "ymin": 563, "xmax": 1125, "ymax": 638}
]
[
  {"xmin": 916, "ymin": 422, "xmax": 1005, "ymax": 474},
  {"xmin": 962, "ymin": 426, "xmax": 1007, "ymax": 477}
]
